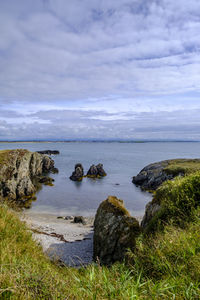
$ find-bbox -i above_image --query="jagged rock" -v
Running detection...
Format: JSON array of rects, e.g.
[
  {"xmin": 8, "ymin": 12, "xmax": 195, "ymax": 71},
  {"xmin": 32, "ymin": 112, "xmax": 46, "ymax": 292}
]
[
  {"xmin": 87, "ymin": 165, "xmax": 98, "ymax": 177},
  {"xmin": 141, "ymin": 201, "xmax": 161, "ymax": 229},
  {"xmin": 93, "ymin": 196, "xmax": 140, "ymax": 265},
  {"xmin": 38, "ymin": 176, "xmax": 54, "ymax": 185},
  {"xmin": 37, "ymin": 150, "xmax": 60, "ymax": 155},
  {"xmin": 0, "ymin": 149, "xmax": 55, "ymax": 202},
  {"xmin": 87, "ymin": 163, "xmax": 106, "ymax": 178},
  {"xmin": 69, "ymin": 163, "xmax": 84, "ymax": 181},
  {"xmin": 73, "ymin": 216, "xmax": 86, "ymax": 225},
  {"xmin": 132, "ymin": 161, "xmax": 173, "ymax": 190},
  {"xmin": 133, "ymin": 158, "xmax": 200, "ymax": 191}
]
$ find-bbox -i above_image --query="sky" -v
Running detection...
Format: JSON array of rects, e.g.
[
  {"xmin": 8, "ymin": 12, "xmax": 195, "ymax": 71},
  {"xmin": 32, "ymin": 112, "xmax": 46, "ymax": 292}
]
[{"xmin": 0, "ymin": 0, "xmax": 200, "ymax": 141}]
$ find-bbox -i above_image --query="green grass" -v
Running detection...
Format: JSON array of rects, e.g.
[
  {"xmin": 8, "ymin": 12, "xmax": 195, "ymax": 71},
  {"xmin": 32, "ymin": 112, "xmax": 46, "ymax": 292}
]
[
  {"xmin": 0, "ymin": 202, "xmax": 200, "ymax": 299},
  {"xmin": 164, "ymin": 159, "xmax": 200, "ymax": 176},
  {"xmin": 144, "ymin": 171, "xmax": 200, "ymax": 233},
  {"xmin": 1, "ymin": 168, "xmax": 200, "ymax": 299}
]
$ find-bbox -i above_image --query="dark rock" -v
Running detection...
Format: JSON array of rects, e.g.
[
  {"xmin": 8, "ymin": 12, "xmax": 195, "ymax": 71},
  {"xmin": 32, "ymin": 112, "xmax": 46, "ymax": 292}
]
[
  {"xmin": 70, "ymin": 163, "xmax": 84, "ymax": 181},
  {"xmin": 87, "ymin": 165, "xmax": 98, "ymax": 177},
  {"xmin": 93, "ymin": 196, "xmax": 140, "ymax": 265},
  {"xmin": 38, "ymin": 176, "xmax": 54, "ymax": 185},
  {"xmin": 37, "ymin": 150, "xmax": 60, "ymax": 155},
  {"xmin": 73, "ymin": 216, "xmax": 86, "ymax": 225},
  {"xmin": 132, "ymin": 160, "xmax": 174, "ymax": 191},
  {"xmin": 51, "ymin": 167, "xmax": 59, "ymax": 174},
  {"xmin": 87, "ymin": 163, "xmax": 106, "ymax": 178},
  {"xmin": 96, "ymin": 163, "xmax": 107, "ymax": 177},
  {"xmin": 64, "ymin": 216, "xmax": 74, "ymax": 220},
  {"xmin": 141, "ymin": 201, "xmax": 161, "ymax": 229}
]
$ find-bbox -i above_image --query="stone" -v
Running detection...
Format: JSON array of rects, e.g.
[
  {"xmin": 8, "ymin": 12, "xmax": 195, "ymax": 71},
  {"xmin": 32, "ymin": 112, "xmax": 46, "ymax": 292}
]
[
  {"xmin": 37, "ymin": 150, "xmax": 60, "ymax": 155},
  {"xmin": 64, "ymin": 216, "xmax": 74, "ymax": 220},
  {"xmin": 93, "ymin": 196, "xmax": 140, "ymax": 265},
  {"xmin": 141, "ymin": 201, "xmax": 161, "ymax": 229},
  {"xmin": 132, "ymin": 161, "xmax": 174, "ymax": 190},
  {"xmin": 73, "ymin": 216, "xmax": 86, "ymax": 225},
  {"xmin": 87, "ymin": 165, "xmax": 98, "ymax": 177},
  {"xmin": 69, "ymin": 163, "xmax": 84, "ymax": 181},
  {"xmin": 96, "ymin": 163, "xmax": 107, "ymax": 177},
  {"xmin": 38, "ymin": 176, "xmax": 54, "ymax": 185},
  {"xmin": 0, "ymin": 149, "xmax": 56, "ymax": 203},
  {"xmin": 87, "ymin": 163, "xmax": 106, "ymax": 178}
]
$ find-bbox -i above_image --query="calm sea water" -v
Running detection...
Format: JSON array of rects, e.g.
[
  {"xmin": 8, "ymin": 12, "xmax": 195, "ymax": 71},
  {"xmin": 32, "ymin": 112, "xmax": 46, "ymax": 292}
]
[{"xmin": 1, "ymin": 142, "xmax": 200, "ymax": 217}]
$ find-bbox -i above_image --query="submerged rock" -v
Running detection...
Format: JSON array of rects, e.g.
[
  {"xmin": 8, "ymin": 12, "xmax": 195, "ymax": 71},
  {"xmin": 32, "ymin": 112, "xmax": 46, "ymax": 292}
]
[
  {"xmin": 37, "ymin": 150, "xmax": 60, "ymax": 155},
  {"xmin": 69, "ymin": 163, "xmax": 84, "ymax": 181},
  {"xmin": 87, "ymin": 163, "xmax": 106, "ymax": 178},
  {"xmin": 93, "ymin": 196, "xmax": 140, "ymax": 265},
  {"xmin": 0, "ymin": 149, "xmax": 56, "ymax": 203}
]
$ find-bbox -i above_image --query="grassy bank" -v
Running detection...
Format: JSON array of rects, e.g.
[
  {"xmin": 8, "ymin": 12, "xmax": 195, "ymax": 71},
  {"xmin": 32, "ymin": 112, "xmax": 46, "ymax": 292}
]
[{"xmin": 1, "ymin": 174, "xmax": 200, "ymax": 299}]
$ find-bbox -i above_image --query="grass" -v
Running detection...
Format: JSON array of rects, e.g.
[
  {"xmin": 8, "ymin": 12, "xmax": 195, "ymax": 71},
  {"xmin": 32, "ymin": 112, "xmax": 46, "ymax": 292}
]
[
  {"xmin": 1, "ymin": 165, "xmax": 200, "ymax": 299},
  {"xmin": 164, "ymin": 159, "xmax": 200, "ymax": 176},
  {"xmin": 144, "ymin": 171, "xmax": 200, "ymax": 233},
  {"xmin": 0, "ymin": 202, "xmax": 199, "ymax": 299}
]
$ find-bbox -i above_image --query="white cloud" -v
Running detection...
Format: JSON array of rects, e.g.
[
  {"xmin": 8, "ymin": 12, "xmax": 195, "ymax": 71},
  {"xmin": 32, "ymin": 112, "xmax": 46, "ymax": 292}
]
[{"xmin": 0, "ymin": 0, "xmax": 200, "ymax": 139}]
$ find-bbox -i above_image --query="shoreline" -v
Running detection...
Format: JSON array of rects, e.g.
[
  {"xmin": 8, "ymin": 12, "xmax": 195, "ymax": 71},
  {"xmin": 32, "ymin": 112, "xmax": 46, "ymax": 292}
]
[{"xmin": 20, "ymin": 211, "xmax": 143, "ymax": 267}]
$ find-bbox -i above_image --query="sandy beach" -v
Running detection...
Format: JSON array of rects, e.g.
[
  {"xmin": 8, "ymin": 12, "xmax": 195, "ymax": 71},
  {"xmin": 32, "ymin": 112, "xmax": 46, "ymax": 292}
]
[{"xmin": 20, "ymin": 212, "xmax": 94, "ymax": 267}]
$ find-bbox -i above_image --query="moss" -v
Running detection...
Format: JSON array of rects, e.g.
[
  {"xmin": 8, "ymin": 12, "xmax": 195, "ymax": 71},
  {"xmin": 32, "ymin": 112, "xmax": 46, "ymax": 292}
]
[
  {"xmin": 164, "ymin": 159, "xmax": 200, "ymax": 176},
  {"xmin": 99, "ymin": 196, "xmax": 131, "ymax": 216}
]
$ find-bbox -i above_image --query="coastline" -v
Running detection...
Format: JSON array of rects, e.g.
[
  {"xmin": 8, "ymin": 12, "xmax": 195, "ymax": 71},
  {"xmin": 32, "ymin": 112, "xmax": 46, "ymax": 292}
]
[{"xmin": 20, "ymin": 211, "xmax": 143, "ymax": 267}]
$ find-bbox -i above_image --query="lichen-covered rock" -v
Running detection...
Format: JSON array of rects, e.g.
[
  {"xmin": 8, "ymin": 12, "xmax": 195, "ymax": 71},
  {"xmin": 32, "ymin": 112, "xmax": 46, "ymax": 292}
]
[
  {"xmin": 132, "ymin": 159, "xmax": 200, "ymax": 191},
  {"xmin": 87, "ymin": 163, "xmax": 106, "ymax": 178},
  {"xmin": 93, "ymin": 196, "xmax": 140, "ymax": 265},
  {"xmin": 0, "ymin": 149, "xmax": 55, "ymax": 202},
  {"xmin": 132, "ymin": 161, "xmax": 172, "ymax": 190},
  {"xmin": 69, "ymin": 163, "xmax": 84, "ymax": 181},
  {"xmin": 141, "ymin": 201, "xmax": 161, "ymax": 229}
]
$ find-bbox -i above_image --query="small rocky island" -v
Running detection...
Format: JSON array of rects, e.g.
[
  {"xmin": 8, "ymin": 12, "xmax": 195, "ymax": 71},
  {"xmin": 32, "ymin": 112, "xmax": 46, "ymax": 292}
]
[
  {"xmin": 0, "ymin": 149, "xmax": 57, "ymax": 204},
  {"xmin": 69, "ymin": 163, "xmax": 107, "ymax": 181}
]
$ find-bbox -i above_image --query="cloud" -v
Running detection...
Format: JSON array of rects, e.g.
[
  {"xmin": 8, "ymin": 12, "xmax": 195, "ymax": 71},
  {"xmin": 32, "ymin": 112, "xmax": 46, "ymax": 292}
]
[{"xmin": 0, "ymin": 0, "xmax": 200, "ymax": 139}]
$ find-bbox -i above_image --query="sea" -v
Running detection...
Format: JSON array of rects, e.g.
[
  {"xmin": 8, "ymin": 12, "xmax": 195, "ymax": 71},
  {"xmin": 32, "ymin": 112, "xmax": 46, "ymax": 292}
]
[{"xmin": 1, "ymin": 141, "xmax": 200, "ymax": 217}]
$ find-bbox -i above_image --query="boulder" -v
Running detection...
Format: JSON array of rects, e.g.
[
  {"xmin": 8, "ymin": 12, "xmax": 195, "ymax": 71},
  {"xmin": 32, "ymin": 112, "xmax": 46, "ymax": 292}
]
[
  {"xmin": 87, "ymin": 165, "xmax": 98, "ymax": 177},
  {"xmin": 132, "ymin": 161, "xmax": 172, "ymax": 190},
  {"xmin": 37, "ymin": 150, "xmax": 60, "ymax": 155},
  {"xmin": 0, "ymin": 149, "xmax": 56, "ymax": 202},
  {"xmin": 69, "ymin": 163, "xmax": 84, "ymax": 181},
  {"xmin": 73, "ymin": 216, "xmax": 86, "ymax": 225},
  {"xmin": 87, "ymin": 163, "xmax": 106, "ymax": 178},
  {"xmin": 93, "ymin": 196, "xmax": 140, "ymax": 265}
]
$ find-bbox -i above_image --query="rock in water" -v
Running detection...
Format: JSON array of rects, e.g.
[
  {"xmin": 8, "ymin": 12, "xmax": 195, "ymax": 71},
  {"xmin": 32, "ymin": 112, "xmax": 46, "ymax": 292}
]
[
  {"xmin": 93, "ymin": 196, "xmax": 140, "ymax": 265},
  {"xmin": 37, "ymin": 150, "xmax": 60, "ymax": 155},
  {"xmin": 87, "ymin": 164, "xmax": 98, "ymax": 177},
  {"xmin": 87, "ymin": 163, "xmax": 106, "ymax": 178},
  {"xmin": 69, "ymin": 163, "xmax": 84, "ymax": 181},
  {"xmin": 96, "ymin": 163, "xmax": 107, "ymax": 177},
  {"xmin": 0, "ymin": 149, "xmax": 55, "ymax": 202}
]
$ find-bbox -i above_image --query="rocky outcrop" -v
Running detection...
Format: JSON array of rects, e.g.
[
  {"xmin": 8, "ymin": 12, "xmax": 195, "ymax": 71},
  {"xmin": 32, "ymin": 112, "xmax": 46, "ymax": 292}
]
[
  {"xmin": 0, "ymin": 149, "xmax": 55, "ymax": 202},
  {"xmin": 132, "ymin": 160, "xmax": 173, "ymax": 190},
  {"xmin": 69, "ymin": 163, "xmax": 84, "ymax": 181},
  {"xmin": 37, "ymin": 150, "xmax": 60, "ymax": 155},
  {"xmin": 141, "ymin": 201, "xmax": 161, "ymax": 229},
  {"xmin": 93, "ymin": 196, "xmax": 140, "ymax": 265},
  {"xmin": 87, "ymin": 163, "xmax": 106, "ymax": 178}
]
